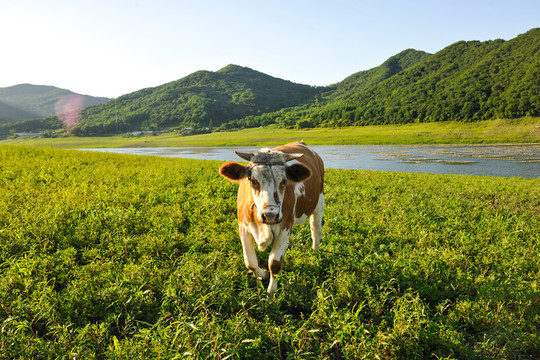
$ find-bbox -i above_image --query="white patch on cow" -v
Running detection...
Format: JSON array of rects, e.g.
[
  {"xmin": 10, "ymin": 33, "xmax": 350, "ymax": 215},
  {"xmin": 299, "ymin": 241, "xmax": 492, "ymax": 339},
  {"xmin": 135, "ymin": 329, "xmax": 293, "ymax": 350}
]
[
  {"xmin": 245, "ymin": 220, "xmax": 274, "ymax": 251},
  {"xmin": 310, "ymin": 192, "xmax": 325, "ymax": 251},
  {"xmin": 294, "ymin": 213, "xmax": 309, "ymax": 226},
  {"xmin": 294, "ymin": 182, "xmax": 306, "ymax": 198},
  {"xmin": 249, "ymin": 164, "xmax": 287, "ymax": 224},
  {"xmin": 267, "ymin": 228, "xmax": 290, "ymax": 292},
  {"xmin": 239, "ymin": 224, "xmax": 269, "ymax": 280},
  {"xmin": 313, "ymin": 192, "xmax": 325, "ymax": 215}
]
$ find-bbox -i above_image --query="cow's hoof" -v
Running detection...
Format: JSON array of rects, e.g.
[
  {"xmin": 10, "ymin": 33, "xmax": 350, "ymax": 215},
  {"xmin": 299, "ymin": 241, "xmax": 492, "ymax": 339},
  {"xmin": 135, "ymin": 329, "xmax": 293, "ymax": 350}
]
[
  {"xmin": 267, "ymin": 277, "xmax": 278, "ymax": 293},
  {"xmin": 256, "ymin": 268, "xmax": 269, "ymax": 281}
]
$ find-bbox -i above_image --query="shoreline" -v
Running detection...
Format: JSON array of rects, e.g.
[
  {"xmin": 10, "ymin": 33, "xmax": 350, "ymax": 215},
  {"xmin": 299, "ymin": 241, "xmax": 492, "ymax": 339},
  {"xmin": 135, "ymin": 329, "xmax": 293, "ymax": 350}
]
[{"xmin": 1, "ymin": 117, "xmax": 538, "ymax": 148}]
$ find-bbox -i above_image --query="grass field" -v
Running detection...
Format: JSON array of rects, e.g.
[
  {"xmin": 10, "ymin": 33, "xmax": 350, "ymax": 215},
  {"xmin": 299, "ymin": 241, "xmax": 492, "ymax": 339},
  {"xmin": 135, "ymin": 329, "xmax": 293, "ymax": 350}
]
[
  {"xmin": 0, "ymin": 144, "xmax": 538, "ymax": 359},
  {"xmin": 3, "ymin": 117, "xmax": 539, "ymax": 148}
]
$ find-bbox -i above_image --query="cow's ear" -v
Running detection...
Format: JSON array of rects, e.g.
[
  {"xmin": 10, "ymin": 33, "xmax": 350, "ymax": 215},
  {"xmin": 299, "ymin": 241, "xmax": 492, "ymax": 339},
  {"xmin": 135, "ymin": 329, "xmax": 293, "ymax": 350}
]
[
  {"xmin": 286, "ymin": 163, "xmax": 311, "ymax": 182},
  {"xmin": 219, "ymin": 162, "xmax": 248, "ymax": 182}
]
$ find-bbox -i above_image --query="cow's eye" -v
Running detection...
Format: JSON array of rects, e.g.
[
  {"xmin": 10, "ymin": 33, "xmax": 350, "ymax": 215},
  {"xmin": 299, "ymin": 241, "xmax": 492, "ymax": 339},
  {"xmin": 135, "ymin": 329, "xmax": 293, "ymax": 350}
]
[
  {"xmin": 280, "ymin": 179, "xmax": 287, "ymax": 186},
  {"xmin": 250, "ymin": 178, "xmax": 259, "ymax": 188}
]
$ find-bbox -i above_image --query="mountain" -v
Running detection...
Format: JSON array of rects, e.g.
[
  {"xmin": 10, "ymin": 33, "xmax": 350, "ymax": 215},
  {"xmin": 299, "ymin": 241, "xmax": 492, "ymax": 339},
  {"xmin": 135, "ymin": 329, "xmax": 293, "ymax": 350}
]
[
  {"xmin": 268, "ymin": 28, "xmax": 539, "ymax": 127},
  {"xmin": 331, "ymin": 49, "xmax": 431, "ymax": 99},
  {"xmin": 72, "ymin": 65, "xmax": 322, "ymax": 135},
  {"xmin": 244, "ymin": 48, "xmax": 432, "ymax": 128},
  {"xmin": 0, "ymin": 84, "xmax": 110, "ymax": 124},
  {"xmin": 1, "ymin": 28, "xmax": 538, "ymax": 137},
  {"xmin": 0, "ymin": 100, "xmax": 41, "ymax": 124}
]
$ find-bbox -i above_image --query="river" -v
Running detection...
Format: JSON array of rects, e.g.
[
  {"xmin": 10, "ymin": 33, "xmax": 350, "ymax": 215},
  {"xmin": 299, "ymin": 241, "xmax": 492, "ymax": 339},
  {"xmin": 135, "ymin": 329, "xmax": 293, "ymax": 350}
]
[{"xmin": 81, "ymin": 144, "xmax": 540, "ymax": 178}]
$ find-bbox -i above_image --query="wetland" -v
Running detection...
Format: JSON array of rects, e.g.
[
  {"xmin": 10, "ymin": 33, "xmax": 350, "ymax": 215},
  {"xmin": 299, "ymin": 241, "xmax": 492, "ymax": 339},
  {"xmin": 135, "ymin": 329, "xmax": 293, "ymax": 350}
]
[{"xmin": 82, "ymin": 143, "xmax": 540, "ymax": 178}]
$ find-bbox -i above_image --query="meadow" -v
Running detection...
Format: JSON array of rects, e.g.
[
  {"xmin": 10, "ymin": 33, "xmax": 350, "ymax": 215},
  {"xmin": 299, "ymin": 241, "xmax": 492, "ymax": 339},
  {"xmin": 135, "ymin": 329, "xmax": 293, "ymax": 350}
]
[
  {"xmin": 3, "ymin": 117, "xmax": 539, "ymax": 148},
  {"xmin": 0, "ymin": 144, "xmax": 538, "ymax": 359}
]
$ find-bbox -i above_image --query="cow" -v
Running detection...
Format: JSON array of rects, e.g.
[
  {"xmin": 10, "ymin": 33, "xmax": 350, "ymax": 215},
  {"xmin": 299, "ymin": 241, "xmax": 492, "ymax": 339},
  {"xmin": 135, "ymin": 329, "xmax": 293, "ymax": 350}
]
[{"xmin": 219, "ymin": 141, "xmax": 324, "ymax": 293}]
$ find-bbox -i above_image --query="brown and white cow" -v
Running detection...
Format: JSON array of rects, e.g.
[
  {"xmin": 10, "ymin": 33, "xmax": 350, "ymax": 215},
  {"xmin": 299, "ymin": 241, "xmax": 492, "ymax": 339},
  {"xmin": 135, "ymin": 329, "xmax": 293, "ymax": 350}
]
[{"xmin": 219, "ymin": 141, "xmax": 324, "ymax": 292}]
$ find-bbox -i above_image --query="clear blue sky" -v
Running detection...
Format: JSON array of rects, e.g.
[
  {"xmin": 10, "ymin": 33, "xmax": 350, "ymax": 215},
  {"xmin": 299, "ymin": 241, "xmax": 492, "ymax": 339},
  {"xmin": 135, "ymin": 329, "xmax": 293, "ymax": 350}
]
[{"xmin": 1, "ymin": 0, "xmax": 538, "ymax": 98}]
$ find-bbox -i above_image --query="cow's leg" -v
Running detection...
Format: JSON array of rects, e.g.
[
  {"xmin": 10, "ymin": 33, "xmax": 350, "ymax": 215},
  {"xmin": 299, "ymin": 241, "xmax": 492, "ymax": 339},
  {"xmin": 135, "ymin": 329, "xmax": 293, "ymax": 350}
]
[
  {"xmin": 240, "ymin": 225, "xmax": 269, "ymax": 281},
  {"xmin": 267, "ymin": 231, "xmax": 290, "ymax": 293},
  {"xmin": 309, "ymin": 193, "xmax": 325, "ymax": 251}
]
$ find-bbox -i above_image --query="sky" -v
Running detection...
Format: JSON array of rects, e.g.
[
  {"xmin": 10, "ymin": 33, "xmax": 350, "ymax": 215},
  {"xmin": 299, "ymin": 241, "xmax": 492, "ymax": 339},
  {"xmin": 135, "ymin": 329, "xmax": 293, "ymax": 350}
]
[{"xmin": 1, "ymin": 0, "xmax": 538, "ymax": 99}]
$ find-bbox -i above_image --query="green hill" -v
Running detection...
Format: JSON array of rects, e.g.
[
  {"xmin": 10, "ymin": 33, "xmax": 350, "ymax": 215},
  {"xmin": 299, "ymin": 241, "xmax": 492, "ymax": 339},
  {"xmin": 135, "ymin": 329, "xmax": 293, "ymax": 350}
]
[
  {"xmin": 0, "ymin": 100, "xmax": 41, "ymax": 124},
  {"xmin": 1, "ymin": 28, "xmax": 538, "ymax": 137},
  {"xmin": 72, "ymin": 65, "xmax": 323, "ymax": 135},
  {"xmin": 0, "ymin": 84, "xmax": 110, "ymax": 124},
  {"xmin": 264, "ymin": 28, "xmax": 539, "ymax": 128},
  {"xmin": 332, "ymin": 49, "xmax": 431, "ymax": 99},
  {"xmin": 251, "ymin": 49, "xmax": 431, "ymax": 129}
]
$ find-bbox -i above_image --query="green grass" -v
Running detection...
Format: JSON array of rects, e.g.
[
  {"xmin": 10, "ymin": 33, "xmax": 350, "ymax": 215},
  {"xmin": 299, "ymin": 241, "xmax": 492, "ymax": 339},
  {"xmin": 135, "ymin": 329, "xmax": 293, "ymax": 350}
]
[
  {"xmin": 0, "ymin": 144, "xmax": 538, "ymax": 359},
  {"xmin": 3, "ymin": 117, "xmax": 539, "ymax": 148}
]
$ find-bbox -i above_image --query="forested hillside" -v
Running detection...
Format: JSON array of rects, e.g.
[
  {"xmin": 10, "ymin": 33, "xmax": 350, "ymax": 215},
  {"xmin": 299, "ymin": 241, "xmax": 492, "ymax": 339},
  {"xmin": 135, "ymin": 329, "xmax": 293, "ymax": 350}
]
[
  {"xmin": 332, "ymin": 49, "xmax": 431, "ymax": 99},
  {"xmin": 0, "ymin": 84, "xmax": 110, "ymax": 124},
  {"xmin": 322, "ymin": 27, "xmax": 540, "ymax": 125},
  {"xmin": 1, "ymin": 28, "xmax": 538, "ymax": 137},
  {"xmin": 70, "ymin": 65, "xmax": 322, "ymax": 135},
  {"xmin": 231, "ymin": 49, "xmax": 431, "ymax": 129},
  {"xmin": 232, "ymin": 28, "xmax": 539, "ymax": 128},
  {"xmin": 0, "ymin": 100, "xmax": 41, "ymax": 124}
]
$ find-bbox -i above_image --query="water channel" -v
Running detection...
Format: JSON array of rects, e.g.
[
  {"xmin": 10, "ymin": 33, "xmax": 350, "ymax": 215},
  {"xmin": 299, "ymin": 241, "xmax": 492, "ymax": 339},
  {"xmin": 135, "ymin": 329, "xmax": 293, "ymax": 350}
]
[{"xmin": 82, "ymin": 144, "xmax": 540, "ymax": 178}]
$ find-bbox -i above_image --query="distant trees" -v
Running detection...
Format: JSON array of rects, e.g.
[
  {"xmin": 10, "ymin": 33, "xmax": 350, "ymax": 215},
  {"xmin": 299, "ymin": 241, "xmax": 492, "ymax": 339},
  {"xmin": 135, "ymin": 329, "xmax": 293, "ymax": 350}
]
[{"xmin": 0, "ymin": 116, "xmax": 63, "ymax": 138}]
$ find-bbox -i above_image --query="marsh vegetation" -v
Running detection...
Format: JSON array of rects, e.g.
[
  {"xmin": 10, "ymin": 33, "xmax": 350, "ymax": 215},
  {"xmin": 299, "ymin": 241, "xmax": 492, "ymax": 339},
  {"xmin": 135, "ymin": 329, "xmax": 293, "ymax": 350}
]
[
  {"xmin": 3, "ymin": 117, "xmax": 539, "ymax": 148},
  {"xmin": 0, "ymin": 145, "xmax": 538, "ymax": 358}
]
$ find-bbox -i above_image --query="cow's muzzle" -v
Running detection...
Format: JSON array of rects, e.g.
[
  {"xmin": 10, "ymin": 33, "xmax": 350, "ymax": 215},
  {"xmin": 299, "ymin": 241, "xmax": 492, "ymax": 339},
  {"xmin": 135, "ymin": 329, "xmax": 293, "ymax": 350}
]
[{"xmin": 261, "ymin": 205, "xmax": 281, "ymax": 224}]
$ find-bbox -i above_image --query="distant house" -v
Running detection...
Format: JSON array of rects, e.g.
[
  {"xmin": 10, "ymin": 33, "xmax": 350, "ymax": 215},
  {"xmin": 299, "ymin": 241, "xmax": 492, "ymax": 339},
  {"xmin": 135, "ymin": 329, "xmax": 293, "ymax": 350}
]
[{"xmin": 129, "ymin": 131, "xmax": 153, "ymax": 136}]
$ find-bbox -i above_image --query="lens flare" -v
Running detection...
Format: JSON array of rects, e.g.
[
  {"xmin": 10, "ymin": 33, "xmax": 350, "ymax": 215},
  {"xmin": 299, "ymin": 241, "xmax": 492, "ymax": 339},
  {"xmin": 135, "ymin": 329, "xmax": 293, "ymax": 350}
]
[{"xmin": 55, "ymin": 94, "xmax": 85, "ymax": 129}]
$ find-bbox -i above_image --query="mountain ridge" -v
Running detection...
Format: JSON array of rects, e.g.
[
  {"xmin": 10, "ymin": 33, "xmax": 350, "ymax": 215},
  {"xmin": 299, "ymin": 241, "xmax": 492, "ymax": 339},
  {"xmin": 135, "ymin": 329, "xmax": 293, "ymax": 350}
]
[
  {"xmin": 247, "ymin": 28, "xmax": 539, "ymax": 128},
  {"xmin": 0, "ymin": 84, "xmax": 111, "ymax": 124},
  {"xmin": 70, "ymin": 64, "xmax": 322, "ymax": 135},
  {"xmin": 1, "ymin": 28, "xmax": 538, "ymax": 137}
]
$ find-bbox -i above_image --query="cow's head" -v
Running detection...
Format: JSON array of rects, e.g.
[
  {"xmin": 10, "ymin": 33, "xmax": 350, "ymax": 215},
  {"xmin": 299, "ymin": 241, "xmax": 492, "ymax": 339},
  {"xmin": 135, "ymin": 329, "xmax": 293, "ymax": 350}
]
[{"xmin": 219, "ymin": 148, "xmax": 311, "ymax": 224}]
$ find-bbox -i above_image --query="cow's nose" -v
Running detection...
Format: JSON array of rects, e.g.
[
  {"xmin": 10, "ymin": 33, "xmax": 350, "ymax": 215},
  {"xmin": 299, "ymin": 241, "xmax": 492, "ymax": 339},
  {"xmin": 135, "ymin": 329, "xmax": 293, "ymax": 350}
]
[{"xmin": 262, "ymin": 206, "xmax": 280, "ymax": 224}]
